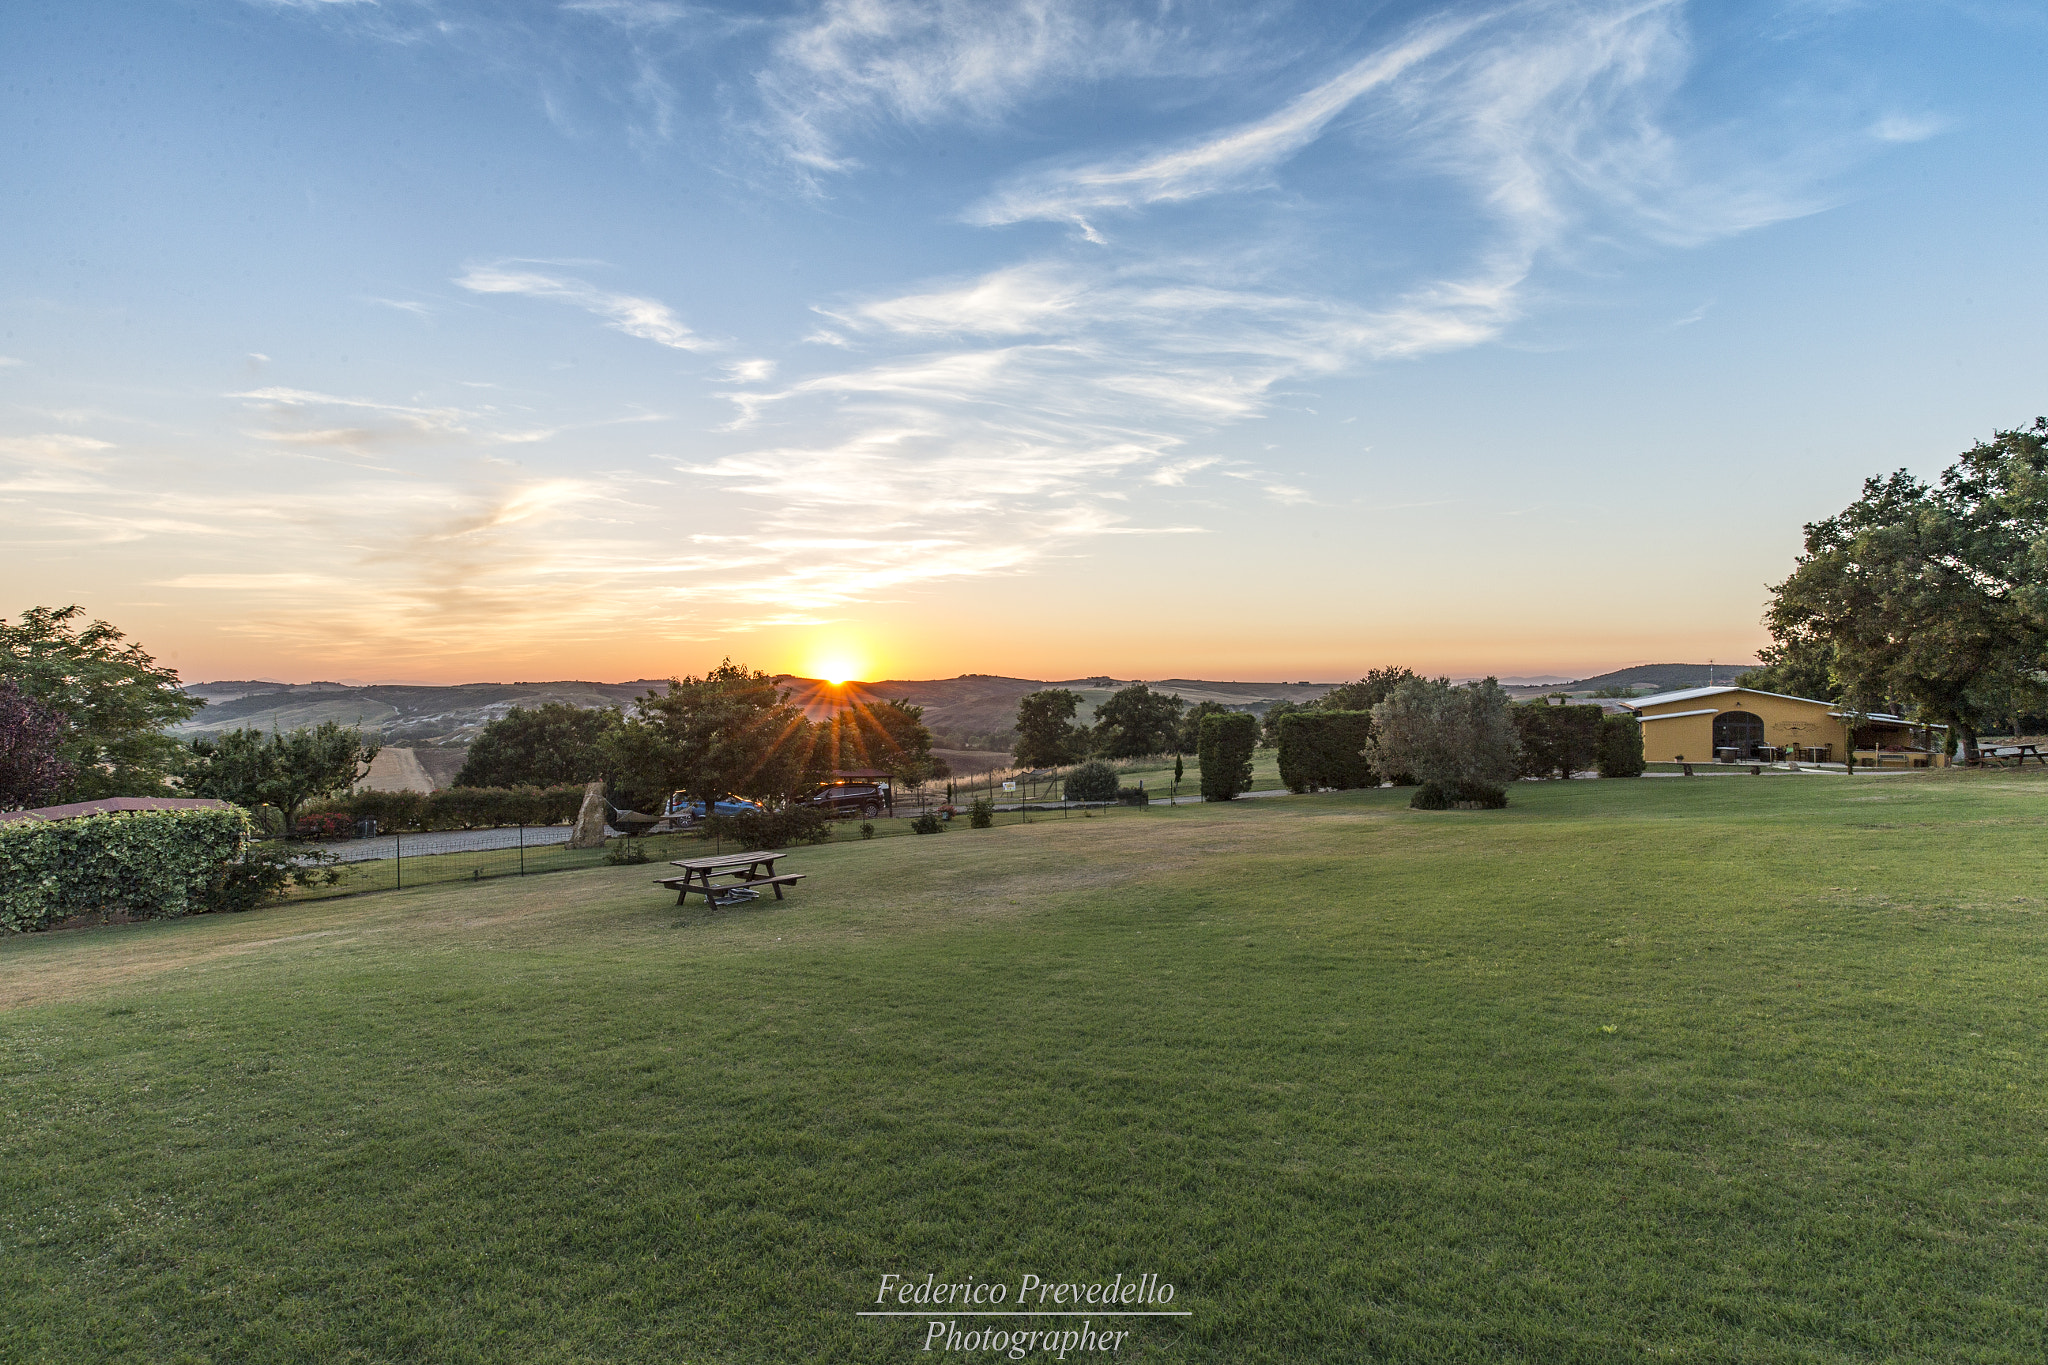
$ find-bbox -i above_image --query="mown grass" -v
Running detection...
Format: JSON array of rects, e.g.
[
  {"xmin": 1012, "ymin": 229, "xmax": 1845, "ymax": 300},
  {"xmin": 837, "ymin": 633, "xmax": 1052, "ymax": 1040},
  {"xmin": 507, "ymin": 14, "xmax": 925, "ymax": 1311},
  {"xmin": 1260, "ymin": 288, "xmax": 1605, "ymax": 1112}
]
[{"xmin": 3, "ymin": 771, "xmax": 2046, "ymax": 1363}]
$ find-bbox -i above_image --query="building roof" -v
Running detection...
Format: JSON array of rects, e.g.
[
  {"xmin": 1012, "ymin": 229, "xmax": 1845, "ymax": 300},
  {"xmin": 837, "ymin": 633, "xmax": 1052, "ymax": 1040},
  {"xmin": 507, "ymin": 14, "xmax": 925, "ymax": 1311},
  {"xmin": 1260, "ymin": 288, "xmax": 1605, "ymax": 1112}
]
[
  {"xmin": 0, "ymin": 796, "xmax": 234, "ymax": 826},
  {"xmin": 1622, "ymin": 686, "xmax": 1942, "ymax": 729}
]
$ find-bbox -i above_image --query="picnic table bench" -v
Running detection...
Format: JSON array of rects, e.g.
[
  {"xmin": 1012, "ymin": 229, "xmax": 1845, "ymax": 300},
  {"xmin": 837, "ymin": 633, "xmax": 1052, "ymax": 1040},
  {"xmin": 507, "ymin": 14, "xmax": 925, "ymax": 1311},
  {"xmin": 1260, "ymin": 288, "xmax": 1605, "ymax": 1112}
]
[
  {"xmin": 656, "ymin": 849, "xmax": 805, "ymax": 906},
  {"xmin": 1979, "ymin": 743, "xmax": 2045, "ymax": 768}
]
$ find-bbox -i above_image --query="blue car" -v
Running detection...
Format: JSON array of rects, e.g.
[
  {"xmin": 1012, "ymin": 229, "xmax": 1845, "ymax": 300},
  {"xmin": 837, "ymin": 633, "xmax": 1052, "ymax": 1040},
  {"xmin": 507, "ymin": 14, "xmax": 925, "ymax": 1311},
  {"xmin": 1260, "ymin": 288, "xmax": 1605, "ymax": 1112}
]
[{"xmin": 665, "ymin": 792, "xmax": 764, "ymax": 819}]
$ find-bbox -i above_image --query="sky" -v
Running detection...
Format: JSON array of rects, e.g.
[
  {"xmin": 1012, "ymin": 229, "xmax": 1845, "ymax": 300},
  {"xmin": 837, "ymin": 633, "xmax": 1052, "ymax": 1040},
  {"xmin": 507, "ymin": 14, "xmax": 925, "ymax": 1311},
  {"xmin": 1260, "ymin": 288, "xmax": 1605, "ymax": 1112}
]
[{"xmin": 3, "ymin": 0, "xmax": 2045, "ymax": 686}]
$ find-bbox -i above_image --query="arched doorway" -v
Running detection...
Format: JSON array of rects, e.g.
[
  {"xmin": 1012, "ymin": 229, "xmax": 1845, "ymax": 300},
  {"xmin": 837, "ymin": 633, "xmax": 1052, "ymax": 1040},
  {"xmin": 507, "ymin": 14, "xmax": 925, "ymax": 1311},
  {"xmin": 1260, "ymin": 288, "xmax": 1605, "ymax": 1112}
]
[{"xmin": 1712, "ymin": 710, "xmax": 1766, "ymax": 760}]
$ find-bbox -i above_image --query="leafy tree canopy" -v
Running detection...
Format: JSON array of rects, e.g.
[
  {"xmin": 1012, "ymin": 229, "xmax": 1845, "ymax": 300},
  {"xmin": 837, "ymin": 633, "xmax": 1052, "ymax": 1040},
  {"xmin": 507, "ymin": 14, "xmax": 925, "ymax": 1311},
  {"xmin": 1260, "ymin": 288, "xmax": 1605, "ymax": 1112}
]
[
  {"xmin": 1317, "ymin": 666, "xmax": 1417, "ymax": 714},
  {"xmin": 1091, "ymin": 683, "xmax": 1184, "ymax": 759},
  {"xmin": 0, "ymin": 679, "xmax": 73, "ymax": 810},
  {"xmin": 0, "ymin": 605, "xmax": 201, "ymax": 800},
  {"xmin": 185, "ymin": 723, "xmax": 381, "ymax": 830},
  {"xmin": 820, "ymin": 697, "xmax": 944, "ymax": 787},
  {"xmin": 1014, "ymin": 689, "xmax": 1090, "ymax": 768},
  {"xmin": 1763, "ymin": 419, "xmax": 2048, "ymax": 755},
  {"xmin": 604, "ymin": 660, "xmax": 818, "ymax": 807},
  {"xmin": 456, "ymin": 703, "xmax": 620, "ymax": 789}
]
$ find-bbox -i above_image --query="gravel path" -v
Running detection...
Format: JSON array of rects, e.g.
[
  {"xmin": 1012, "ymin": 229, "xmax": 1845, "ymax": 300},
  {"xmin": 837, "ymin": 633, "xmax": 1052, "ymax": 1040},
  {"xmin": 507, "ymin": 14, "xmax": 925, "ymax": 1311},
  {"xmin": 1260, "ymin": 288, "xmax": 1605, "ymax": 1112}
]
[{"xmin": 320, "ymin": 825, "xmax": 576, "ymax": 863}]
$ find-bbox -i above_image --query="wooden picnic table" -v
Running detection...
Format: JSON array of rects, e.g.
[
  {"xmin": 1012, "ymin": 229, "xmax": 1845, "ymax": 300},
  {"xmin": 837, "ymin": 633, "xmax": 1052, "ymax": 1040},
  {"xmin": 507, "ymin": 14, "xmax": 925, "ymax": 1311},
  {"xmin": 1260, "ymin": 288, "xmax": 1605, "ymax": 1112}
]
[
  {"xmin": 1980, "ymin": 743, "xmax": 2045, "ymax": 767},
  {"xmin": 655, "ymin": 849, "xmax": 805, "ymax": 906}
]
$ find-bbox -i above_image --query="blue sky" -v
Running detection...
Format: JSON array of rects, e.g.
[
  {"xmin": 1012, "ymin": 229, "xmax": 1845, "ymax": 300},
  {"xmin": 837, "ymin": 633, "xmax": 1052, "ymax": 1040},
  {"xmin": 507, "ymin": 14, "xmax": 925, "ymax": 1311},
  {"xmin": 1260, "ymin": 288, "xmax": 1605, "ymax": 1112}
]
[{"xmin": 4, "ymin": 0, "xmax": 2044, "ymax": 684}]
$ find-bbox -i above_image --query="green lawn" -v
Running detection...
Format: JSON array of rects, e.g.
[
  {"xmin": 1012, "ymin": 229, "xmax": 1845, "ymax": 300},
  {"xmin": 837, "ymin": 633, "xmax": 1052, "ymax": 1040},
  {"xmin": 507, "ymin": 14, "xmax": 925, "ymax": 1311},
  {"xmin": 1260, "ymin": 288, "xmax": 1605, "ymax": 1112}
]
[{"xmin": 4, "ymin": 771, "xmax": 2046, "ymax": 1362}]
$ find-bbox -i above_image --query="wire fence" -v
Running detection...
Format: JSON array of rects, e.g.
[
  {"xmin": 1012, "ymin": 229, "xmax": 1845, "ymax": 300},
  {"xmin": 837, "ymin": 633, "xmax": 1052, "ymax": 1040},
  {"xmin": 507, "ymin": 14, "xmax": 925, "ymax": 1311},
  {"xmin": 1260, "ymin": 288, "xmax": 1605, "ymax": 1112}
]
[{"xmin": 272, "ymin": 799, "xmax": 1163, "ymax": 903}]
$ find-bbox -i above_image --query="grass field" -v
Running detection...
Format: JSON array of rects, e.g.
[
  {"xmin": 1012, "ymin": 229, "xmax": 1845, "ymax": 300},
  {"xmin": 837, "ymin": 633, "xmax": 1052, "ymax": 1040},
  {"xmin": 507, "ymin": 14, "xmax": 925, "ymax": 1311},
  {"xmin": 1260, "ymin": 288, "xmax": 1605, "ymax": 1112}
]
[{"xmin": 4, "ymin": 771, "xmax": 2046, "ymax": 1362}]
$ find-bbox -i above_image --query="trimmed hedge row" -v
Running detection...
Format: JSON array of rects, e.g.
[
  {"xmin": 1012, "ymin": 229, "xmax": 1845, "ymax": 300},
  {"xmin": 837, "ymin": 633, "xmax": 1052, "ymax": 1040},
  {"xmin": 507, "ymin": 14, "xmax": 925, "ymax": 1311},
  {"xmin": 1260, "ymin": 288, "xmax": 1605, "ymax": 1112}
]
[
  {"xmin": 1277, "ymin": 710, "xmax": 1377, "ymax": 793},
  {"xmin": 306, "ymin": 785, "xmax": 589, "ymax": 832},
  {"xmin": 1, "ymin": 807, "xmax": 251, "ymax": 933}
]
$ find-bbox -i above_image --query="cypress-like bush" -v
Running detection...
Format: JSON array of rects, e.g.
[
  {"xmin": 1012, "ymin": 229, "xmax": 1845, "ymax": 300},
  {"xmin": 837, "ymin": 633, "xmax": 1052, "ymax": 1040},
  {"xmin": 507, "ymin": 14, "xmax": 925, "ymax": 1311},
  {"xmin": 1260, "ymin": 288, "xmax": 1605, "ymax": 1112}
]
[
  {"xmin": 1276, "ymin": 710, "xmax": 1377, "ymax": 793},
  {"xmin": 1063, "ymin": 761, "xmax": 1120, "ymax": 803},
  {"xmin": 1597, "ymin": 714, "xmax": 1646, "ymax": 777},
  {"xmin": 1199, "ymin": 712, "xmax": 1258, "ymax": 801},
  {"xmin": 968, "ymin": 797, "xmax": 995, "ymax": 828}
]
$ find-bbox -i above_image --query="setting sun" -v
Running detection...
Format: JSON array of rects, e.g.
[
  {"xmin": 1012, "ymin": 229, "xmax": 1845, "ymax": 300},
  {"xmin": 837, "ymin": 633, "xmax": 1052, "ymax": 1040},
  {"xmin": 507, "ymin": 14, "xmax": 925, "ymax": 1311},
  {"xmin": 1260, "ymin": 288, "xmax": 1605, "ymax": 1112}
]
[{"xmin": 811, "ymin": 657, "xmax": 863, "ymax": 686}]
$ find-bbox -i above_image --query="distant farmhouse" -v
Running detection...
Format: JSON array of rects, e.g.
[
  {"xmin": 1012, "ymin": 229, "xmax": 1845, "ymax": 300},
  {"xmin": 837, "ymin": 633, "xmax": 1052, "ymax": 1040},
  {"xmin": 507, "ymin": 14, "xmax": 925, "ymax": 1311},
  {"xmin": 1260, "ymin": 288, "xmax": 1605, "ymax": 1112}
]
[{"xmin": 1624, "ymin": 687, "xmax": 1949, "ymax": 768}]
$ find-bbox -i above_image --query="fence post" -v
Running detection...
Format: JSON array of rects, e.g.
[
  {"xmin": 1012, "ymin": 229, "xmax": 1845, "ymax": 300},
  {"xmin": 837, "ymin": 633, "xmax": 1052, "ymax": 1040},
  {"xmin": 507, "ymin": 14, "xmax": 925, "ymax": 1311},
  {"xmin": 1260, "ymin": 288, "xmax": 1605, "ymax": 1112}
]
[
  {"xmin": 395, "ymin": 830, "xmax": 403, "ymax": 890},
  {"xmin": 519, "ymin": 823, "xmax": 525, "ymax": 876}
]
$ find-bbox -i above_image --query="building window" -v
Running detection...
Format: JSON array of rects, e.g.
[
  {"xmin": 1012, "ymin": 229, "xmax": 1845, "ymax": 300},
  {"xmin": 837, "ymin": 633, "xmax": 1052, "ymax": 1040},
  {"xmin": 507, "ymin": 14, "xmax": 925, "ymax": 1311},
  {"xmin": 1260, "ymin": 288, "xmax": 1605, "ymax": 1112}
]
[{"xmin": 1712, "ymin": 710, "xmax": 1766, "ymax": 760}]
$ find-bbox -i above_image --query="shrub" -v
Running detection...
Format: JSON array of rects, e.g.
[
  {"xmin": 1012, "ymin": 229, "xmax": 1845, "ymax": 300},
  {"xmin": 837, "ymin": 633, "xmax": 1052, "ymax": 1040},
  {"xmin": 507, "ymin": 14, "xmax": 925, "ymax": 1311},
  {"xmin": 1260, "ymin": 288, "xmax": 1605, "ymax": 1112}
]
[
  {"xmin": 605, "ymin": 839, "xmax": 651, "ymax": 865},
  {"xmin": 1, "ymin": 807, "xmax": 252, "ymax": 933},
  {"xmin": 1198, "ymin": 712, "xmax": 1258, "ymax": 801},
  {"xmin": 1063, "ymin": 760, "xmax": 1121, "ymax": 803},
  {"xmin": 911, "ymin": 811, "xmax": 946, "ymax": 834},
  {"xmin": 702, "ymin": 805, "xmax": 833, "ymax": 849},
  {"xmin": 1409, "ymin": 782, "xmax": 1450, "ymax": 810},
  {"xmin": 1277, "ymin": 710, "xmax": 1376, "ymax": 793},
  {"xmin": 208, "ymin": 839, "xmax": 341, "ymax": 912},
  {"xmin": 1409, "ymin": 779, "xmax": 1508, "ymax": 811},
  {"xmin": 969, "ymin": 797, "xmax": 994, "ymax": 828},
  {"xmin": 859, "ymin": 821, "xmax": 876, "ymax": 840},
  {"xmin": 1116, "ymin": 786, "xmax": 1149, "ymax": 806},
  {"xmin": 1597, "ymin": 714, "xmax": 1646, "ymax": 777}
]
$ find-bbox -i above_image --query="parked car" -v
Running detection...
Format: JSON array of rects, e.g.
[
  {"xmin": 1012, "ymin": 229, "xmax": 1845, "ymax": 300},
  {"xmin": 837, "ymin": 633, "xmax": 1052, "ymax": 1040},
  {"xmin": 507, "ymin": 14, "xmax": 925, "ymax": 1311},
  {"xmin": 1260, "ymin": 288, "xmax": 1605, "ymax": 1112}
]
[
  {"xmin": 802, "ymin": 781, "xmax": 889, "ymax": 819},
  {"xmin": 665, "ymin": 793, "xmax": 765, "ymax": 819}
]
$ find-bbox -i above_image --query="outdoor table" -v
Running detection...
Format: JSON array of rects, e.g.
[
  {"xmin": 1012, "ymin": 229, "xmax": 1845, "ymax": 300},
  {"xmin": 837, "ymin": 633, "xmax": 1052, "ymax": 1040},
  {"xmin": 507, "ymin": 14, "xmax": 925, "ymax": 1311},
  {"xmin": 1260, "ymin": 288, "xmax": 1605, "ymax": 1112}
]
[
  {"xmin": 657, "ymin": 849, "xmax": 802, "ymax": 906},
  {"xmin": 1982, "ymin": 743, "xmax": 2045, "ymax": 767}
]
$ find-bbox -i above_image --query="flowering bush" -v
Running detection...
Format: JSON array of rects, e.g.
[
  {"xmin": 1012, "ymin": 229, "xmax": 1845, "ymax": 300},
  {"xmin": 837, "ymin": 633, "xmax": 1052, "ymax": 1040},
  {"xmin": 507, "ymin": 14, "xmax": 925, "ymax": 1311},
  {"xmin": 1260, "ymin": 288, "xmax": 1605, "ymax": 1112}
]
[{"xmin": 293, "ymin": 811, "xmax": 355, "ymax": 840}]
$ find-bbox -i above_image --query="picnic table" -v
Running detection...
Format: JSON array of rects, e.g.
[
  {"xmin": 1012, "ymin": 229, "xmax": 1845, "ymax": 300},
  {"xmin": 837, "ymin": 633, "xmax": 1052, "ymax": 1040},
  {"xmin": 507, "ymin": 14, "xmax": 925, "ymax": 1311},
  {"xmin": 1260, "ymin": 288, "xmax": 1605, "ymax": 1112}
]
[
  {"xmin": 656, "ymin": 849, "xmax": 805, "ymax": 906},
  {"xmin": 1980, "ymin": 743, "xmax": 2045, "ymax": 767}
]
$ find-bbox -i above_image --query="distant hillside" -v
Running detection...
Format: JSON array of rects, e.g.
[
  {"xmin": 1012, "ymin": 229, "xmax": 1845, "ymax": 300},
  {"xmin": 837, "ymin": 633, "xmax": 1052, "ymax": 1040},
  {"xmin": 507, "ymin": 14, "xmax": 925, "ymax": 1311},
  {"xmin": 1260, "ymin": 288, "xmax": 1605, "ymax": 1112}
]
[
  {"xmin": 176, "ymin": 674, "xmax": 1338, "ymax": 750},
  {"xmin": 1558, "ymin": 663, "xmax": 1760, "ymax": 695}
]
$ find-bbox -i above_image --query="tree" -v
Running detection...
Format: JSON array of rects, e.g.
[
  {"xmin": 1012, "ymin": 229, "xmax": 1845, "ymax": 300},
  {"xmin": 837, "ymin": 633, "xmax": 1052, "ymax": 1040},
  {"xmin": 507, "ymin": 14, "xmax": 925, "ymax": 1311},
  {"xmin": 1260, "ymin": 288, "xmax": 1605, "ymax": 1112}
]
[
  {"xmin": 1176, "ymin": 700, "xmax": 1235, "ymax": 755},
  {"xmin": 603, "ymin": 660, "xmax": 817, "ymax": 808},
  {"xmin": 1317, "ymin": 667, "xmax": 1417, "ymax": 714},
  {"xmin": 1013, "ymin": 689, "xmax": 1090, "ymax": 767},
  {"xmin": 185, "ymin": 723, "xmax": 381, "ymax": 831},
  {"xmin": 1091, "ymin": 683, "xmax": 1185, "ymax": 758},
  {"xmin": 1368, "ymin": 677, "xmax": 1521, "ymax": 798},
  {"xmin": 456, "ymin": 703, "xmax": 620, "ymax": 788},
  {"xmin": 0, "ymin": 605, "xmax": 201, "ymax": 799},
  {"xmin": 820, "ymin": 697, "xmax": 944, "ymax": 787},
  {"xmin": 1260, "ymin": 699, "xmax": 1304, "ymax": 747},
  {"xmin": 1762, "ymin": 420, "xmax": 2048, "ymax": 761},
  {"xmin": 1513, "ymin": 702, "xmax": 1603, "ymax": 780},
  {"xmin": 0, "ymin": 679, "xmax": 72, "ymax": 809},
  {"xmin": 1198, "ymin": 712, "xmax": 1258, "ymax": 801},
  {"xmin": 1736, "ymin": 637, "xmax": 1837, "ymax": 700}
]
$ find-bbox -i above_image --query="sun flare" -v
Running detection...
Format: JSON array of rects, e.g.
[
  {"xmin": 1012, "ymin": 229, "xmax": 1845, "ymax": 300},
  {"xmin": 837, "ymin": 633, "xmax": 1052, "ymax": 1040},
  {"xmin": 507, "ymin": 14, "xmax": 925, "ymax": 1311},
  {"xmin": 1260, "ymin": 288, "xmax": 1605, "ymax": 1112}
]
[{"xmin": 812, "ymin": 657, "xmax": 863, "ymax": 686}]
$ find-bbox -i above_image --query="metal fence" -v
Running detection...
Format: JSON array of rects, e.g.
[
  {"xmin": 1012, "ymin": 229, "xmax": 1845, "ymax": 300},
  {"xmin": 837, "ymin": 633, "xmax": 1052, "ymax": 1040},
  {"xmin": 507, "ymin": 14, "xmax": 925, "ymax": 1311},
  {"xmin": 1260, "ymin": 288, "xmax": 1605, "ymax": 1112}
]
[{"xmin": 273, "ymin": 799, "xmax": 1161, "ymax": 903}]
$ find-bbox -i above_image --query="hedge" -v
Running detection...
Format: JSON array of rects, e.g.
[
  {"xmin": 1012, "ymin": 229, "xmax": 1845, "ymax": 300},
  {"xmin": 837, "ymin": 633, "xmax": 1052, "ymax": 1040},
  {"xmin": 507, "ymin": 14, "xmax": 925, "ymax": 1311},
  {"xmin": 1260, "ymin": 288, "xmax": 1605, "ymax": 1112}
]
[
  {"xmin": 306, "ymin": 784, "xmax": 588, "ymax": 832},
  {"xmin": 1276, "ymin": 710, "xmax": 1377, "ymax": 793},
  {"xmin": 1199, "ymin": 712, "xmax": 1258, "ymax": 801},
  {"xmin": 1, "ymin": 807, "xmax": 252, "ymax": 934},
  {"xmin": 1514, "ymin": 703, "xmax": 1604, "ymax": 780}
]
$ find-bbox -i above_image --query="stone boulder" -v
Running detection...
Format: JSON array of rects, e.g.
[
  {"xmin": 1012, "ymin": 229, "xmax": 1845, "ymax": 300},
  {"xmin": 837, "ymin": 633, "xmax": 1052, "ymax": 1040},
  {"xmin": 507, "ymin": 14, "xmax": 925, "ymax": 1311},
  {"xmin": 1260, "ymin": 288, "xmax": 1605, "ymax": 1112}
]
[{"xmin": 567, "ymin": 781, "xmax": 610, "ymax": 849}]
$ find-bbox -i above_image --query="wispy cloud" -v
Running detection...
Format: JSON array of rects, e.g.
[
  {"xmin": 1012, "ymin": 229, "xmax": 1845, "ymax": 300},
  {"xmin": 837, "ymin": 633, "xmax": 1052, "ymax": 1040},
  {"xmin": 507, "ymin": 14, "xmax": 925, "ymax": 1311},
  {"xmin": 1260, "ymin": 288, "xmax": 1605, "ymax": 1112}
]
[
  {"xmin": 1870, "ymin": 113, "xmax": 1947, "ymax": 143},
  {"xmin": 455, "ymin": 264, "xmax": 715, "ymax": 351}
]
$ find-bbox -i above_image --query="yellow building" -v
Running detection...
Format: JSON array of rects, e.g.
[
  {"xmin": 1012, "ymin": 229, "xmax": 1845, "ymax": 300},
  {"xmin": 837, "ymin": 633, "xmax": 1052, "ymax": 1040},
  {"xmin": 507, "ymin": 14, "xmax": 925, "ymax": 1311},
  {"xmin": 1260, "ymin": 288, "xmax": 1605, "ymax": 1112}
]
[{"xmin": 1624, "ymin": 687, "xmax": 1949, "ymax": 768}]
